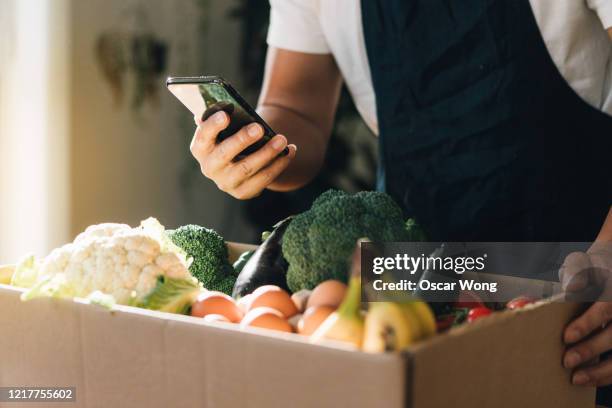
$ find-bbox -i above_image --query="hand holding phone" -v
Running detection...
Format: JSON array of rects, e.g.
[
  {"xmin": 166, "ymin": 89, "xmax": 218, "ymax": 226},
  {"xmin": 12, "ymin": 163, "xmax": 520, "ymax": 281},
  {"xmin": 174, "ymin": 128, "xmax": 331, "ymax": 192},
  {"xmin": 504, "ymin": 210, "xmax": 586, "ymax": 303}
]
[{"xmin": 167, "ymin": 76, "xmax": 297, "ymax": 199}]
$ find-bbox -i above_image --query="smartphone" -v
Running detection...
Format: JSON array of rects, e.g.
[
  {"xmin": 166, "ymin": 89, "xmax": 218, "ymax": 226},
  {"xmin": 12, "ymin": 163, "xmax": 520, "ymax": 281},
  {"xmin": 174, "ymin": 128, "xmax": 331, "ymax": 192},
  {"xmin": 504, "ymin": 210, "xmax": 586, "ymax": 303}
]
[{"xmin": 166, "ymin": 76, "xmax": 288, "ymax": 160}]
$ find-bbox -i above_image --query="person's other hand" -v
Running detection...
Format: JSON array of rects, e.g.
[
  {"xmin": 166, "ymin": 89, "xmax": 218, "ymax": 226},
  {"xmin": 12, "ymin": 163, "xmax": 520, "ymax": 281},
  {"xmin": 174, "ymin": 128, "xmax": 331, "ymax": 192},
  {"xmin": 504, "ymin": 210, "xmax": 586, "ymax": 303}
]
[
  {"xmin": 561, "ymin": 242, "xmax": 612, "ymax": 386},
  {"xmin": 190, "ymin": 111, "xmax": 297, "ymax": 199}
]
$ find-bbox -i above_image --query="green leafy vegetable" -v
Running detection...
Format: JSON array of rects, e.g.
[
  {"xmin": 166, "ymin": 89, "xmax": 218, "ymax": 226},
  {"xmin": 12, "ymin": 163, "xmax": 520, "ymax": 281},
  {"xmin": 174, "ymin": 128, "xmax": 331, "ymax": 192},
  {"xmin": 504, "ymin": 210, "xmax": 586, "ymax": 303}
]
[
  {"xmin": 166, "ymin": 225, "xmax": 237, "ymax": 295},
  {"xmin": 141, "ymin": 276, "xmax": 201, "ymax": 314}
]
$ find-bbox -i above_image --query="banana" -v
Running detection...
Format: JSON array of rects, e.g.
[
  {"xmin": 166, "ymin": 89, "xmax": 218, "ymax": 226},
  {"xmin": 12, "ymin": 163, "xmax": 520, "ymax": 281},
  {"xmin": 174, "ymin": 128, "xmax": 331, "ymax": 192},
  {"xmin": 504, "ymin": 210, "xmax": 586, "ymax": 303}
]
[
  {"xmin": 310, "ymin": 275, "xmax": 364, "ymax": 348},
  {"xmin": 405, "ymin": 301, "xmax": 437, "ymax": 339},
  {"xmin": 362, "ymin": 302, "xmax": 416, "ymax": 353}
]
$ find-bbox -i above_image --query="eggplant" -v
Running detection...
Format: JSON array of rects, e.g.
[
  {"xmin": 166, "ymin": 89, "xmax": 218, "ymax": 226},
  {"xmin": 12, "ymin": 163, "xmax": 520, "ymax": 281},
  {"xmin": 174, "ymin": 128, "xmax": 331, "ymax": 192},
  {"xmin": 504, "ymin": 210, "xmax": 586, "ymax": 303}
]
[
  {"xmin": 232, "ymin": 250, "xmax": 255, "ymax": 275},
  {"xmin": 232, "ymin": 217, "xmax": 293, "ymax": 298}
]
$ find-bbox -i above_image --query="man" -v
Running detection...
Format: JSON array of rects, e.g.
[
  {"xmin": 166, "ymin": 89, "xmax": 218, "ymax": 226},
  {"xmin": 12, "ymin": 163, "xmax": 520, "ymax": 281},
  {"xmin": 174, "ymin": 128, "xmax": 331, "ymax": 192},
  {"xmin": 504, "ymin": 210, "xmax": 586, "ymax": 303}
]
[{"xmin": 189, "ymin": 0, "xmax": 612, "ymax": 399}]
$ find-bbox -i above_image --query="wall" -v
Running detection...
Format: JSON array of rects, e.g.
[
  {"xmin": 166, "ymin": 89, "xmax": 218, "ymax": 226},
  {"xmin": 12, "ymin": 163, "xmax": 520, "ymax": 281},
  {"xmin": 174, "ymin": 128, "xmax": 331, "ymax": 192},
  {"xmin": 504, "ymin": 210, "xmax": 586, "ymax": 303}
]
[
  {"xmin": 68, "ymin": 0, "xmax": 256, "ymax": 242},
  {"xmin": 0, "ymin": 0, "xmax": 71, "ymax": 263}
]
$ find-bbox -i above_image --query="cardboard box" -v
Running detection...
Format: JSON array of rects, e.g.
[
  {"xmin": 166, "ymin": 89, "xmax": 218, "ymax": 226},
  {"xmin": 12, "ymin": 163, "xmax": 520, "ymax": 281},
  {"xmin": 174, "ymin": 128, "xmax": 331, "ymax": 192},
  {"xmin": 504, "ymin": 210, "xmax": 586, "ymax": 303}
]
[{"xmin": 0, "ymin": 249, "xmax": 596, "ymax": 408}]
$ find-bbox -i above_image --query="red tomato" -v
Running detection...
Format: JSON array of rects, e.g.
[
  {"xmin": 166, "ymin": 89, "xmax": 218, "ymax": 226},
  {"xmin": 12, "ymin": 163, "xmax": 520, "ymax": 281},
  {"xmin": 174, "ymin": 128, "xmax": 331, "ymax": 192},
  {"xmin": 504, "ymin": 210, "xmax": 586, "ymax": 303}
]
[
  {"xmin": 506, "ymin": 296, "xmax": 535, "ymax": 310},
  {"xmin": 454, "ymin": 291, "xmax": 484, "ymax": 309},
  {"xmin": 467, "ymin": 307, "xmax": 492, "ymax": 323}
]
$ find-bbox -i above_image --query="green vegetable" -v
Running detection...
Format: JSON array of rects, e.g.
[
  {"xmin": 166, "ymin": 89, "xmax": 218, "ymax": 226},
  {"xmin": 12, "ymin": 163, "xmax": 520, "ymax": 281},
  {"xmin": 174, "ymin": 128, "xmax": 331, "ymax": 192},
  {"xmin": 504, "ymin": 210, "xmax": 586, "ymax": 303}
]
[
  {"xmin": 282, "ymin": 189, "xmax": 411, "ymax": 292},
  {"xmin": 21, "ymin": 273, "xmax": 76, "ymax": 301},
  {"xmin": 166, "ymin": 225, "xmax": 237, "ymax": 295},
  {"xmin": 405, "ymin": 218, "xmax": 427, "ymax": 241},
  {"xmin": 141, "ymin": 276, "xmax": 201, "ymax": 314},
  {"xmin": 10, "ymin": 255, "xmax": 38, "ymax": 288},
  {"xmin": 232, "ymin": 250, "xmax": 255, "ymax": 275}
]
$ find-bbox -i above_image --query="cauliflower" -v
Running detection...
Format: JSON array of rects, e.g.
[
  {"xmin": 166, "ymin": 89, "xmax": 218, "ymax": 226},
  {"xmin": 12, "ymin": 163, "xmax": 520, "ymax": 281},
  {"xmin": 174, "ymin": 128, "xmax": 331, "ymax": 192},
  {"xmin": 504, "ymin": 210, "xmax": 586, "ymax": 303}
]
[{"xmin": 14, "ymin": 218, "xmax": 199, "ymax": 309}]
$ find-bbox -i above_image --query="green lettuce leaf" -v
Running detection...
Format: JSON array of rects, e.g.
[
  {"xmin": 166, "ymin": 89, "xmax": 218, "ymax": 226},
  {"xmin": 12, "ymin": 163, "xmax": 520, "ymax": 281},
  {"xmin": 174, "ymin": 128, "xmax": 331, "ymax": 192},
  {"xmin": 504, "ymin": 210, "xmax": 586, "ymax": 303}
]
[{"xmin": 142, "ymin": 276, "xmax": 201, "ymax": 314}]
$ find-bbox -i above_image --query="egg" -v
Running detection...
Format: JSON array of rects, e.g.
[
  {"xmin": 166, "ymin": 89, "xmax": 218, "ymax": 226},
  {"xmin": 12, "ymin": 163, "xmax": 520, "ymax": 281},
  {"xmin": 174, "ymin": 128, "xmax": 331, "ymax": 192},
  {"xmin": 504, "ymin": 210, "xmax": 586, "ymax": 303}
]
[
  {"xmin": 237, "ymin": 294, "xmax": 253, "ymax": 314},
  {"xmin": 191, "ymin": 291, "xmax": 243, "ymax": 323},
  {"xmin": 240, "ymin": 307, "xmax": 293, "ymax": 333},
  {"xmin": 249, "ymin": 285, "xmax": 298, "ymax": 318},
  {"xmin": 202, "ymin": 314, "xmax": 230, "ymax": 323},
  {"xmin": 288, "ymin": 313, "xmax": 303, "ymax": 330},
  {"xmin": 290, "ymin": 289, "xmax": 312, "ymax": 313},
  {"xmin": 307, "ymin": 280, "xmax": 347, "ymax": 309},
  {"xmin": 297, "ymin": 305, "xmax": 335, "ymax": 336}
]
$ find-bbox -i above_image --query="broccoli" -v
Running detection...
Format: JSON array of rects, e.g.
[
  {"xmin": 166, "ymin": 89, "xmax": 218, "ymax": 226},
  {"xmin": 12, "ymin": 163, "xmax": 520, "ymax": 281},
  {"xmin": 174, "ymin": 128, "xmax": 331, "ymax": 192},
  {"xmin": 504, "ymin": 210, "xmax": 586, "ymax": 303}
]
[
  {"xmin": 282, "ymin": 189, "xmax": 411, "ymax": 292},
  {"xmin": 166, "ymin": 225, "xmax": 237, "ymax": 295}
]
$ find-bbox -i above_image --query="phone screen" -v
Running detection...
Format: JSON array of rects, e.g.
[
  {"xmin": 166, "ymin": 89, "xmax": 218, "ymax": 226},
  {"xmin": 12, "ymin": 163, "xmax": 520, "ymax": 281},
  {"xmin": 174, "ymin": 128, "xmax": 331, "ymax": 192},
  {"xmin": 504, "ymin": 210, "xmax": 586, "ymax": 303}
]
[{"xmin": 168, "ymin": 77, "xmax": 284, "ymax": 160}]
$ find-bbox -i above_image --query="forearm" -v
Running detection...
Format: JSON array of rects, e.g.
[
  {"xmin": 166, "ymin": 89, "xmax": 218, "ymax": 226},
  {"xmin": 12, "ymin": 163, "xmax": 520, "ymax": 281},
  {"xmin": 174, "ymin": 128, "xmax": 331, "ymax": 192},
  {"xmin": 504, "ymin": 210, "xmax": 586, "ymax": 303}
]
[
  {"xmin": 596, "ymin": 207, "xmax": 612, "ymax": 242},
  {"xmin": 608, "ymin": 27, "xmax": 612, "ymax": 40},
  {"xmin": 258, "ymin": 105, "xmax": 328, "ymax": 191}
]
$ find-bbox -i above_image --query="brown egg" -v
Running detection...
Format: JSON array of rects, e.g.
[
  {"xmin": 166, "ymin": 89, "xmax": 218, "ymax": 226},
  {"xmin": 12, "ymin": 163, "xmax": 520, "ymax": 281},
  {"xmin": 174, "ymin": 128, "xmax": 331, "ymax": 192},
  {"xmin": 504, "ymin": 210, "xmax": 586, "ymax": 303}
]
[
  {"xmin": 191, "ymin": 291, "xmax": 243, "ymax": 323},
  {"xmin": 249, "ymin": 285, "xmax": 298, "ymax": 318},
  {"xmin": 298, "ymin": 305, "xmax": 335, "ymax": 336},
  {"xmin": 307, "ymin": 280, "xmax": 347, "ymax": 309},
  {"xmin": 237, "ymin": 294, "xmax": 253, "ymax": 314},
  {"xmin": 240, "ymin": 307, "xmax": 293, "ymax": 333},
  {"xmin": 290, "ymin": 289, "xmax": 312, "ymax": 313},
  {"xmin": 202, "ymin": 314, "xmax": 230, "ymax": 323}
]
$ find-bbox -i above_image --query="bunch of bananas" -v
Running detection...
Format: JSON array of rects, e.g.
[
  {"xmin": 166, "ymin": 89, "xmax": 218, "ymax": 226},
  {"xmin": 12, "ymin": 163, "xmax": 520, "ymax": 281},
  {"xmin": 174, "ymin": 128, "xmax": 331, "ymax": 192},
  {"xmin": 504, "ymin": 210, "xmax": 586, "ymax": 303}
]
[{"xmin": 310, "ymin": 272, "xmax": 436, "ymax": 352}]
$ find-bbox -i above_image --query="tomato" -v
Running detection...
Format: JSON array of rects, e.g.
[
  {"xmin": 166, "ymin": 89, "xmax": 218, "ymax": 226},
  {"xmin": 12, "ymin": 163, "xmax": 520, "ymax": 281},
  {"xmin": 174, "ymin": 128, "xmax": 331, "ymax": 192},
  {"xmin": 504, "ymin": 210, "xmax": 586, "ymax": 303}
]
[
  {"xmin": 506, "ymin": 296, "xmax": 535, "ymax": 310},
  {"xmin": 467, "ymin": 307, "xmax": 492, "ymax": 323},
  {"xmin": 454, "ymin": 291, "xmax": 484, "ymax": 309}
]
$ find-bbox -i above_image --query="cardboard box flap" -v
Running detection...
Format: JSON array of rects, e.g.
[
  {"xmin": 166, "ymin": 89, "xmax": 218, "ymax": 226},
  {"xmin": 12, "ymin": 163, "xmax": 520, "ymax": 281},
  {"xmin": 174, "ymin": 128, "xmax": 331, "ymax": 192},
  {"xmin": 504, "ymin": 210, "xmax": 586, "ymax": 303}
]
[{"xmin": 407, "ymin": 299, "xmax": 595, "ymax": 408}]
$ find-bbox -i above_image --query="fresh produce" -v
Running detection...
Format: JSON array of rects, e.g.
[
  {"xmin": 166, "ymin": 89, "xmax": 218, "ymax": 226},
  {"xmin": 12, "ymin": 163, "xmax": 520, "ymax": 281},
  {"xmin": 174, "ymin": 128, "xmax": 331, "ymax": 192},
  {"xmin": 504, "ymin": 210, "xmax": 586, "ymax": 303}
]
[
  {"xmin": 14, "ymin": 218, "xmax": 197, "ymax": 312},
  {"xmin": 307, "ymin": 280, "xmax": 347, "ymax": 310},
  {"xmin": 298, "ymin": 306, "xmax": 335, "ymax": 336},
  {"xmin": 203, "ymin": 314, "xmax": 230, "ymax": 323},
  {"xmin": 290, "ymin": 289, "xmax": 312, "ymax": 313},
  {"xmin": 506, "ymin": 296, "xmax": 535, "ymax": 310},
  {"xmin": 405, "ymin": 301, "xmax": 437, "ymax": 338},
  {"xmin": 362, "ymin": 303, "xmax": 417, "ymax": 353},
  {"xmin": 247, "ymin": 285, "xmax": 298, "ymax": 318},
  {"xmin": 237, "ymin": 293, "xmax": 253, "ymax": 314},
  {"xmin": 142, "ymin": 276, "xmax": 200, "ymax": 314},
  {"xmin": 288, "ymin": 313, "xmax": 303, "ymax": 330},
  {"xmin": 282, "ymin": 190, "xmax": 410, "ymax": 292},
  {"xmin": 240, "ymin": 307, "xmax": 293, "ymax": 333},
  {"xmin": 467, "ymin": 307, "xmax": 493, "ymax": 322},
  {"xmin": 404, "ymin": 218, "xmax": 427, "ymax": 241},
  {"xmin": 232, "ymin": 250, "xmax": 254, "ymax": 275},
  {"xmin": 0, "ymin": 264, "xmax": 15, "ymax": 284},
  {"xmin": 191, "ymin": 291, "xmax": 243, "ymax": 323},
  {"xmin": 362, "ymin": 300, "xmax": 436, "ymax": 353},
  {"xmin": 167, "ymin": 225, "xmax": 237, "ymax": 295},
  {"xmin": 310, "ymin": 245, "xmax": 365, "ymax": 348},
  {"xmin": 232, "ymin": 217, "xmax": 292, "ymax": 298}
]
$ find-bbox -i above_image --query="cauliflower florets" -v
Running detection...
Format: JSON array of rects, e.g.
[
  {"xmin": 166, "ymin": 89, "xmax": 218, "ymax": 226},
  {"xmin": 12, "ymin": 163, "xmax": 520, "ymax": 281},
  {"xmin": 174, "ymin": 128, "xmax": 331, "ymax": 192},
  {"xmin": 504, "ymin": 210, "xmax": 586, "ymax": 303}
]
[{"xmin": 28, "ymin": 218, "xmax": 192, "ymax": 304}]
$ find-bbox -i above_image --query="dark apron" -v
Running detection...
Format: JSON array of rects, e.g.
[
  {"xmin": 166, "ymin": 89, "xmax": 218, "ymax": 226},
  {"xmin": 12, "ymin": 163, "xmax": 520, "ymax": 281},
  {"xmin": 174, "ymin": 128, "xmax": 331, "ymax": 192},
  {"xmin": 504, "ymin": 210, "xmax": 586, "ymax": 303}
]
[
  {"xmin": 361, "ymin": 0, "xmax": 612, "ymax": 404},
  {"xmin": 362, "ymin": 0, "xmax": 612, "ymax": 243}
]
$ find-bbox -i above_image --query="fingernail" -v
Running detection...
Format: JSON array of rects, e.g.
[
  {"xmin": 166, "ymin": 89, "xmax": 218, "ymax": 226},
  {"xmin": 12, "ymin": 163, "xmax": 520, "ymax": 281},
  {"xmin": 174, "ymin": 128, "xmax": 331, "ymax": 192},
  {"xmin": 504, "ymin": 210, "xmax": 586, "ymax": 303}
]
[
  {"xmin": 271, "ymin": 136, "xmax": 286, "ymax": 150},
  {"xmin": 565, "ymin": 329, "xmax": 581, "ymax": 344},
  {"xmin": 247, "ymin": 124, "xmax": 261, "ymax": 138},
  {"xmin": 289, "ymin": 144, "xmax": 297, "ymax": 155},
  {"xmin": 572, "ymin": 371, "xmax": 590, "ymax": 385},
  {"xmin": 213, "ymin": 111, "xmax": 226, "ymax": 124},
  {"xmin": 564, "ymin": 351, "xmax": 582, "ymax": 368}
]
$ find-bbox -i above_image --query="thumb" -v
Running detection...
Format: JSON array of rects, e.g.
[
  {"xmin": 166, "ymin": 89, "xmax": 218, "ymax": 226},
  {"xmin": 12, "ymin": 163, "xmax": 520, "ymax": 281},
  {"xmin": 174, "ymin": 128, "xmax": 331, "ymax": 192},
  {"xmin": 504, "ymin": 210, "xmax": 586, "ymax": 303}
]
[{"xmin": 559, "ymin": 251, "xmax": 593, "ymax": 292}]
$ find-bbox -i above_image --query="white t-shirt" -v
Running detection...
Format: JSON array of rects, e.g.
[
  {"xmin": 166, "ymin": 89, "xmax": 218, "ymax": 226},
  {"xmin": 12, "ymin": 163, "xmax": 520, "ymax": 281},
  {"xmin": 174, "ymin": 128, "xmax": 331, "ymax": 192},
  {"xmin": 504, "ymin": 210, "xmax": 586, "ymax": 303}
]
[{"xmin": 267, "ymin": 0, "xmax": 612, "ymax": 135}]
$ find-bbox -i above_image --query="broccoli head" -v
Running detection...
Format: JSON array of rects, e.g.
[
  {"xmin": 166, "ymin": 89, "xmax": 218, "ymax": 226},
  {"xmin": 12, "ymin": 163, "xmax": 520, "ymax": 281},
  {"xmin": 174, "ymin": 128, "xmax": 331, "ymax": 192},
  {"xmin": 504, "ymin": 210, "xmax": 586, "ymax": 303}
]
[
  {"xmin": 282, "ymin": 189, "xmax": 410, "ymax": 292},
  {"xmin": 166, "ymin": 225, "xmax": 237, "ymax": 295}
]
